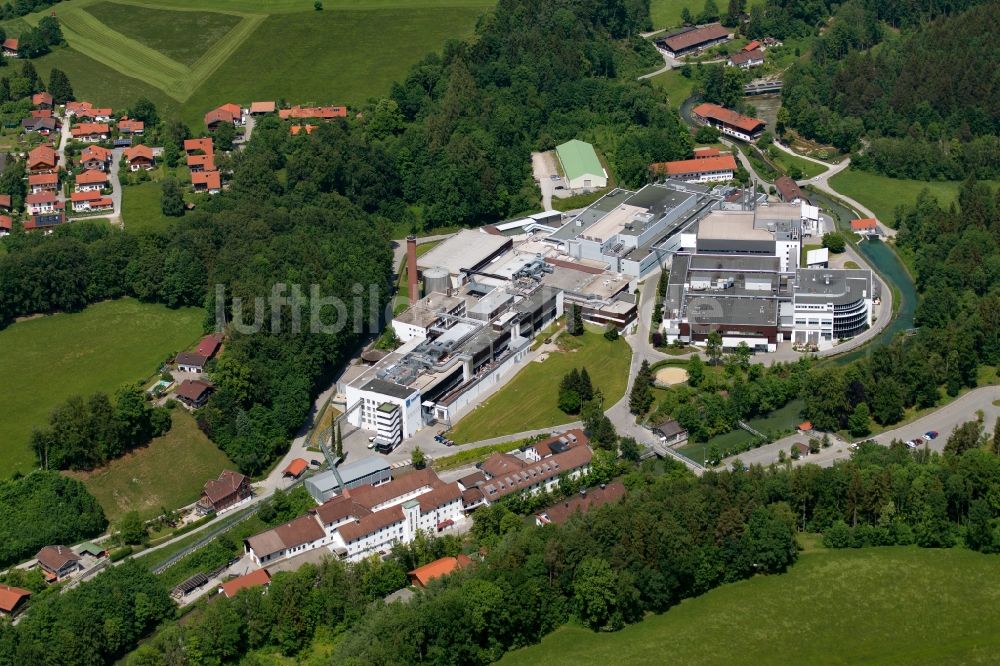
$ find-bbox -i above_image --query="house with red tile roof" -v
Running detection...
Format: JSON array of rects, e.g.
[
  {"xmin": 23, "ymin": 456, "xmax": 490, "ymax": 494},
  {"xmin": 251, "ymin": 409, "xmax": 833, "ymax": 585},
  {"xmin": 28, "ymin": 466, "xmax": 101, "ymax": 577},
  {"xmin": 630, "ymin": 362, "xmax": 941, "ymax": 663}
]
[
  {"xmin": 2, "ymin": 38, "xmax": 18, "ymax": 57},
  {"xmin": 186, "ymin": 153, "xmax": 215, "ymax": 173},
  {"xmin": 81, "ymin": 145, "xmax": 113, "ymax": 171},
  {"xmin": 278, "ymin": 105, "xmax": 347, "ymax": 120},
  {"xmin": 249, "ymin": 101, "xmax": 276, "ymax": 115},
  {"xmin": 535, "ymin": 480, "xmax": 626, "ymax": 526},
  {"xmin": 184, "ymin": 137, "xmax": 214, "ymax": 155},
  {"xmin": 192, "ymin": 170, "xmax": 221, "ymax": 194},
  {"xmin": 71, "ymin": 122, "xmax": 110, "ymax": 142},
  {"xmin": 205, "ymin": 103, "xmax": 242, "ymax": 130},
  {"xmin": 30, "ymin": 109, "xmax": 52, "ymax": 119},
  {"xmin": 693, "ymin": 146, "xmax": 721, "ymax": 158},
  {"xmin": 728, "ymin": 49, "xmax": 764, "ymax": 69},
  {"xmin": 219, "ymin": 568, "xmax": 271, "ymax": 598},
  {"xmin": 28, "ymin": 172, "xmax": 59, "ymax": 194},
  {"xmin": 197, "ymin": 470, "xmax": 251, "ymax": 515},
  {"xmin": 27, "ymin": 191, "xmax": 59, "ymax": 215},
  {"xmin": 76, "ymin": 106, "xmax": 113, "ymax": 122},
  {"xmin": 651, "ymin": 154, "xmax": 738, "ymax": 183},
  {"xmin": 27, "ymin": 145, "xmax": 58, "ymax": 174},
  {"xmin": 118, "ymin": 118, "xmax": 144, "ymax": 135},
  {"xmin": 743, "ymin": 40, "xmax": 762, "ymax": 52},
  {"xmin": 70, "ymin": 190, "xmax": 113, "ymax": 213},
  {"xmin": 35, "ymin": 546, "xmax": 81, "ymax": 581},
  {"xmin": 0, "ymin": 194, "xmax": 10, "ymax": 210},
  {"xmin": 0, "ymin": 584, "xmax": 30, "ymax": 615},
  {"xmin": 32, "ymin": 91, "xmax": 52, "ymax": 109},
  {"xmin": 692, "ymin": 103, "xmax": 766, "ymax": 141},
  {"xmin": 851, "ymin": 218, "xmax": 879, "ymax": 235},
  {"xmin": 0, "ymin": 215, "xmax": 12, "ymax": 235},
  {"xmin": 124, "ymin": 144, "xmax": 155, "ymax": 171},
  {"xmin": 175, "ymin": 379, "xmax": 214, "ymax": 408},
  {"xmin": 408, "ymin": 554, "xmax": 472, "ymax": 587},
  {"xmin": 75, "ymin": 169, "xmax": 108, "ymax": 192}
]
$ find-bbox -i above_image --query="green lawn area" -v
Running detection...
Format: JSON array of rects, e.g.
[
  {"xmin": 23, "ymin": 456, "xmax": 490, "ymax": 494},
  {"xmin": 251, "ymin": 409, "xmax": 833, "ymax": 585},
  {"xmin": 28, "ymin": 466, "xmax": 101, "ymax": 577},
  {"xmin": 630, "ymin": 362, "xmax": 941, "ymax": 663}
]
[
  {"xmin": 500, "ymin": 546, "xmax": 1000, "ymax": 665},
  {"xmin": 0, "ymin": 299, "xmax": 203, "ymax": 476},
  {"xmin": 649, "ymin": 0, "xmax": 765, "ymax": 30},
  {"xmin": 829, "ymin": 169, "xmax": 1000, "ymax": 225},
  {"xmin": 767, "ymin": 146, "xmax": 828, "ymax": 179},
  {"xmin": 11, "ymin": 0, "xmax": 494, "ymax": 129},
  {"xmin": 678, "ymin": 398, "xmax": 805, "ymax": 463},
  {"xmin": 65, "ymin": 410, "xmax": 233, "ymax": 522},
  {"xmin": 85, "ymin": 1, "xmax": 244, "ymax": 67},
  {"xmin": 121, "ymin": 181, "xmax": 181, "ymax": 234},
  {"xmin": 30, "ymin": 46, "xmax": 175, "ymax": 119},
  {"xmin": 448, "ymin": 329, "xmax": 632, "ymax": 443},
  {"xmin": 648, "ymin": 68, "xmax": 695, "ymax": 107}
]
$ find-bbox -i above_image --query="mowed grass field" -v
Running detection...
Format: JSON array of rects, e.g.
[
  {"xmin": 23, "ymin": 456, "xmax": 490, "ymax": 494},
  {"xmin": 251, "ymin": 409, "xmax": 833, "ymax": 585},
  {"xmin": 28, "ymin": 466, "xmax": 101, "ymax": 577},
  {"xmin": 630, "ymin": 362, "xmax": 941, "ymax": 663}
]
[
  {"xmin": 12, "ymin": 0, "xmax": 494, "ymax": 128},
  {"xmin": 65, "ymin": 409, "xmax": 233, "ymax": 522},
  {"xmin": 0, "ymin": 299, "xmax": 203, "ymax": 476},
  {"xmin": 500, "ymin": 546, "xmax": 1000, "ymax": 666},
  {"xmin": 122, "ymin": 180, "xmax": 185, "ymax": 234},
  {"xmin": 829, "ymin": 169, "xmax": 1000, "ymax": 225},
  {"xmin": 448, "ymin": 329, "xmax": 631, "ymax": 443}
]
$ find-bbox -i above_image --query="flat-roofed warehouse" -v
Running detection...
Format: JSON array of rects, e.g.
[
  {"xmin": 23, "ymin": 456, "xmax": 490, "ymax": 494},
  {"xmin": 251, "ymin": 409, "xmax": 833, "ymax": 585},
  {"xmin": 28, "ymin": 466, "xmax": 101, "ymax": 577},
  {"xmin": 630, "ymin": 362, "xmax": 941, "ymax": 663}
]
[
  {"xmin": 416, "ymin": 230, "xmax": 512, "ymax": 289},
  {"xmin": 655, "ymin": 23, "xmax": 731, "ymax": 57},
  {"xmin": 555, "ymin": 139, "xmax": 607, "ymax": 191}
]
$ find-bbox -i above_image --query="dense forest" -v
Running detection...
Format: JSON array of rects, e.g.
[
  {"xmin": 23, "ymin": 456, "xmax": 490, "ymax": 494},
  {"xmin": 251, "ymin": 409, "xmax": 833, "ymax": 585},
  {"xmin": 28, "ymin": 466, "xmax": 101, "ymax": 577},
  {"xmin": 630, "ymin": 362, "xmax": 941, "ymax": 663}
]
[
  {"xmin": 781, "ymin": 1, "xmax": 1000, "ymax": 174},
  {"xmin": 0, "ymin": 561, "xmax": 172, "ymax": 665},
  {"xmin": 0, "ymin": 471, "xmax": 106, "ymax": 568}
]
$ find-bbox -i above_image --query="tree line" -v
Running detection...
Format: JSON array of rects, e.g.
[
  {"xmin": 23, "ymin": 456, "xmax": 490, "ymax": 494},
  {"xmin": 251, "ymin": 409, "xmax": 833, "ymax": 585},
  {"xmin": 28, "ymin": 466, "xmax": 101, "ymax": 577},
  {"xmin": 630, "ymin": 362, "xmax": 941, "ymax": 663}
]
[
  {"xmin": 0, "ymin": 470, "xmax": 106, "ymax": 568},
  {"xmin": 30, "ymin": 384, "xmax": 172, "ymax": 471},
  {"xmin": 782, "ymin": 1, "xmax": 1000, "ymax": 172}
]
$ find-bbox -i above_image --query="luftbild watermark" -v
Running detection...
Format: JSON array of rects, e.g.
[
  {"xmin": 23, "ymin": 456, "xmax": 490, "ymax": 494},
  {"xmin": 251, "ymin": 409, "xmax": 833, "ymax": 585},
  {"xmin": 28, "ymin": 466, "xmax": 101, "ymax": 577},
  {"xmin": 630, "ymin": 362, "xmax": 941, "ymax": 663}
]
[{"xmin": 213, "ymin": 283, "xmax": 403, "ymax": 335}]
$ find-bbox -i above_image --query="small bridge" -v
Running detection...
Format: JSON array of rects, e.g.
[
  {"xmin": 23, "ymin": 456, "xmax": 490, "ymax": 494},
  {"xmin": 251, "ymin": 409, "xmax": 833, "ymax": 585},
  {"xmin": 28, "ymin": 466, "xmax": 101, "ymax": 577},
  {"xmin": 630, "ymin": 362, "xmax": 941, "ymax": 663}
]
[{"xmin": 744, "ymin": 80, "xmax": 783, "ymax": 95}]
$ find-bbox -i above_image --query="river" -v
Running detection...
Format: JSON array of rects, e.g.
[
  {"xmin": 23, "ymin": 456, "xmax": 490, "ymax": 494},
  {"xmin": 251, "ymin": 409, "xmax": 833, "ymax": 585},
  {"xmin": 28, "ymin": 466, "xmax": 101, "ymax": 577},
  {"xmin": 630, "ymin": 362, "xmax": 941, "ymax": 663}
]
[{"xmin": 807, "ymin": 189, "xmax": 917, "ymax": 365}]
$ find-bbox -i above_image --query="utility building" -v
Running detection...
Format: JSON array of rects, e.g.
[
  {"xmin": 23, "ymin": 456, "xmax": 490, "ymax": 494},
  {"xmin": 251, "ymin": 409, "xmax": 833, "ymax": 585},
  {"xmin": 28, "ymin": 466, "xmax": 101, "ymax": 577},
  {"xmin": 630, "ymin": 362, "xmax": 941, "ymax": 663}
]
[{"xmin": 555, "ymin": 139, "xmax": 607, "ymax": 191}]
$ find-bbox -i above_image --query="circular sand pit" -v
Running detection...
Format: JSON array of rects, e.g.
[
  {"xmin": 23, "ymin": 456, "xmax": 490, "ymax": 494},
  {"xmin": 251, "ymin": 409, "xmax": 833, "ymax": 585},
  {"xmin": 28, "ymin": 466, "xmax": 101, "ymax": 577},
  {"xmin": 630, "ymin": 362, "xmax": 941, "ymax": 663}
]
[{"xmin": 655, "ymin": 367, "xmax": 688, "ymax": 386}]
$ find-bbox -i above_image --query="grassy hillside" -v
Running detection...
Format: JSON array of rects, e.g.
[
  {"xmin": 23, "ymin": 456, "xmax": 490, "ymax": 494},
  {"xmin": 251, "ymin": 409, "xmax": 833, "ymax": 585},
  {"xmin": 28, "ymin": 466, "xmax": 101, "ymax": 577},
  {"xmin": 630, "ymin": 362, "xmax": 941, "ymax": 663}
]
[
  {"xmin": 9, "ymin": 0, "xmax": 493, "ymax": 128},
  {"xmin": 65, "ymin": 409, "xmax": 233, "ymax": 521},
  {"xmin": 829, "ymin": 169, "xmax": 1000, "ymax": 225},
  {"xmin": 501, "ymin": 546, "xmax": 1000, "ymax": 665},
  {"xmin": 448, "ymin": 328, "xmax": 631, "ymax": 443},
  {"xmin": 0, "ymin": 299, "xmax": 203, "ymax": 476}
]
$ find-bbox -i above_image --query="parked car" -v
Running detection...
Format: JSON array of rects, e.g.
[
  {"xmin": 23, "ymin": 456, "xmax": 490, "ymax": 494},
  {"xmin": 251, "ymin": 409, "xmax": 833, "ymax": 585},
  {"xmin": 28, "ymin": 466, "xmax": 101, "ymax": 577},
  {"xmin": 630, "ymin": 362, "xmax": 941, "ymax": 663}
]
[
  {"xmin": 367, "ymin": 440, "xmax": 377, "ymax": 449},
  {"xmin": 310, "ymin": 459, "xmax": 322, "ymax": 467},
  {"xmin": 550, "ymin": 174, "xmax": 560, "ymax": 181},
  {"xmin": 924, "ymin": 431, "xmax": 939, "ymax": 440}
]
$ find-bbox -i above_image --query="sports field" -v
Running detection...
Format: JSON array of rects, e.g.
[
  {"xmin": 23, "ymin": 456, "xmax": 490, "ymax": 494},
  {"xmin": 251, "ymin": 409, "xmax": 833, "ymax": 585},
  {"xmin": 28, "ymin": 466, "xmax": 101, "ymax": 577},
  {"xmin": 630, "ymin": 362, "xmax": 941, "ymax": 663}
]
[
  {"xmin": 0, "ymin": 299, "xmax": 203, "ymax": 476},
  {"xmin": 448, "ymin": 329, "xmax": 631, "ymax": 443},
  {"xmin": 500, "ymin": 546, "xmax": 1000, "ymax": 665},
  {"xmin": 65, "ymin": 409, "xmax": 233, "ymax": 521},
  {"xmin": 829, "ymin": 169, "xmax": 1000, "ymax": 225},
  {"xmin": 11, "ymin": 0, "xmax": 493, "ymax": 128}
]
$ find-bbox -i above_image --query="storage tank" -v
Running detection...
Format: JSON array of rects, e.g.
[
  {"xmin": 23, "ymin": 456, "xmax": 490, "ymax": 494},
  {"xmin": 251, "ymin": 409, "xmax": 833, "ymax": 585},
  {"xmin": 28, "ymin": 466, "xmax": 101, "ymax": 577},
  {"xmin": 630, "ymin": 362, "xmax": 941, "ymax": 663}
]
[{"xmin": 423, "ymin": 266, "xmax": 451, "ymax": 296}]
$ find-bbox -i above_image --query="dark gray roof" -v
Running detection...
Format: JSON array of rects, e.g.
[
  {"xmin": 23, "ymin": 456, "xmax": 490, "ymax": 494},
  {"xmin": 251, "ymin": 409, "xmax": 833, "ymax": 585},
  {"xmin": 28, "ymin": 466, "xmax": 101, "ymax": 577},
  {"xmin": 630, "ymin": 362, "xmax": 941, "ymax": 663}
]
[
  {"xmin": 360, "ymin": 378, "xmax": 415, "ymax": 400},
  {"xmin": 793, "ymin": 269, "xmax": 873, "ymax": 306}
]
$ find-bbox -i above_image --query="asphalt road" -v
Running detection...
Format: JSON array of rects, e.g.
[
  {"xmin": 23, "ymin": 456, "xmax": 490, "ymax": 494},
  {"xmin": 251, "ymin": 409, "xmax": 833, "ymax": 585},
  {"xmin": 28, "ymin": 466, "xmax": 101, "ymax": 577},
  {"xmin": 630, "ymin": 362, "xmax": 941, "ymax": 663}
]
[{"xmin": 721, "ymin": 386, "xmax": 1000, "ymax": 470}]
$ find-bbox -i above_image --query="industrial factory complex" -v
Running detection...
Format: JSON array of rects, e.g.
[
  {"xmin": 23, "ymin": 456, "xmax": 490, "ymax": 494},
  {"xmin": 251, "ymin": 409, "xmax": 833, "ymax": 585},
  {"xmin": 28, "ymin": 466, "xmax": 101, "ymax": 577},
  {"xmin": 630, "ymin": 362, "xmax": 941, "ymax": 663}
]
[{"xmin": 336, "ymin": 179, "xmax": 874, "ymax": 449}]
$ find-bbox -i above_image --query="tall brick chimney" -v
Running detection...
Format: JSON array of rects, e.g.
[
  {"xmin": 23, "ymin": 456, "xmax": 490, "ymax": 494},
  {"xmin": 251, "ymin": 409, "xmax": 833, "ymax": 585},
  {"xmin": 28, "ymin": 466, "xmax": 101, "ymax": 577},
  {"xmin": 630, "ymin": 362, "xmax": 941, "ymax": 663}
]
[{"xmin": 406, "ymin": 235, "xmax": 419, "ymax": 305}]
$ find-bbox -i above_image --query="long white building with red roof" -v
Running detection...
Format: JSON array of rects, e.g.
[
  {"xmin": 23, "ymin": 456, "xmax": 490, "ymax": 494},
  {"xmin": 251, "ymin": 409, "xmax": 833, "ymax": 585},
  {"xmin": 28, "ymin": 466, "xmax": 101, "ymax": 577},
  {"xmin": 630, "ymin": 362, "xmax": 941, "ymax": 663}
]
[{"xmin": 245, "ymin": 468, "xmax": 464, "ymax": 565}]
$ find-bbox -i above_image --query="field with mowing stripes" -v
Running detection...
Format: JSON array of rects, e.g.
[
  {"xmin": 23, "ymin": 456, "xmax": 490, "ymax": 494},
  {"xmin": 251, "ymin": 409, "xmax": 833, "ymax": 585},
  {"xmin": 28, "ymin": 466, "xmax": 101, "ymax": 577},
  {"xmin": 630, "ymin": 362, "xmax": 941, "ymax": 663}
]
[{"xmin": 7, "ymin": 0, "xmax": 494, "ymax": 127}]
